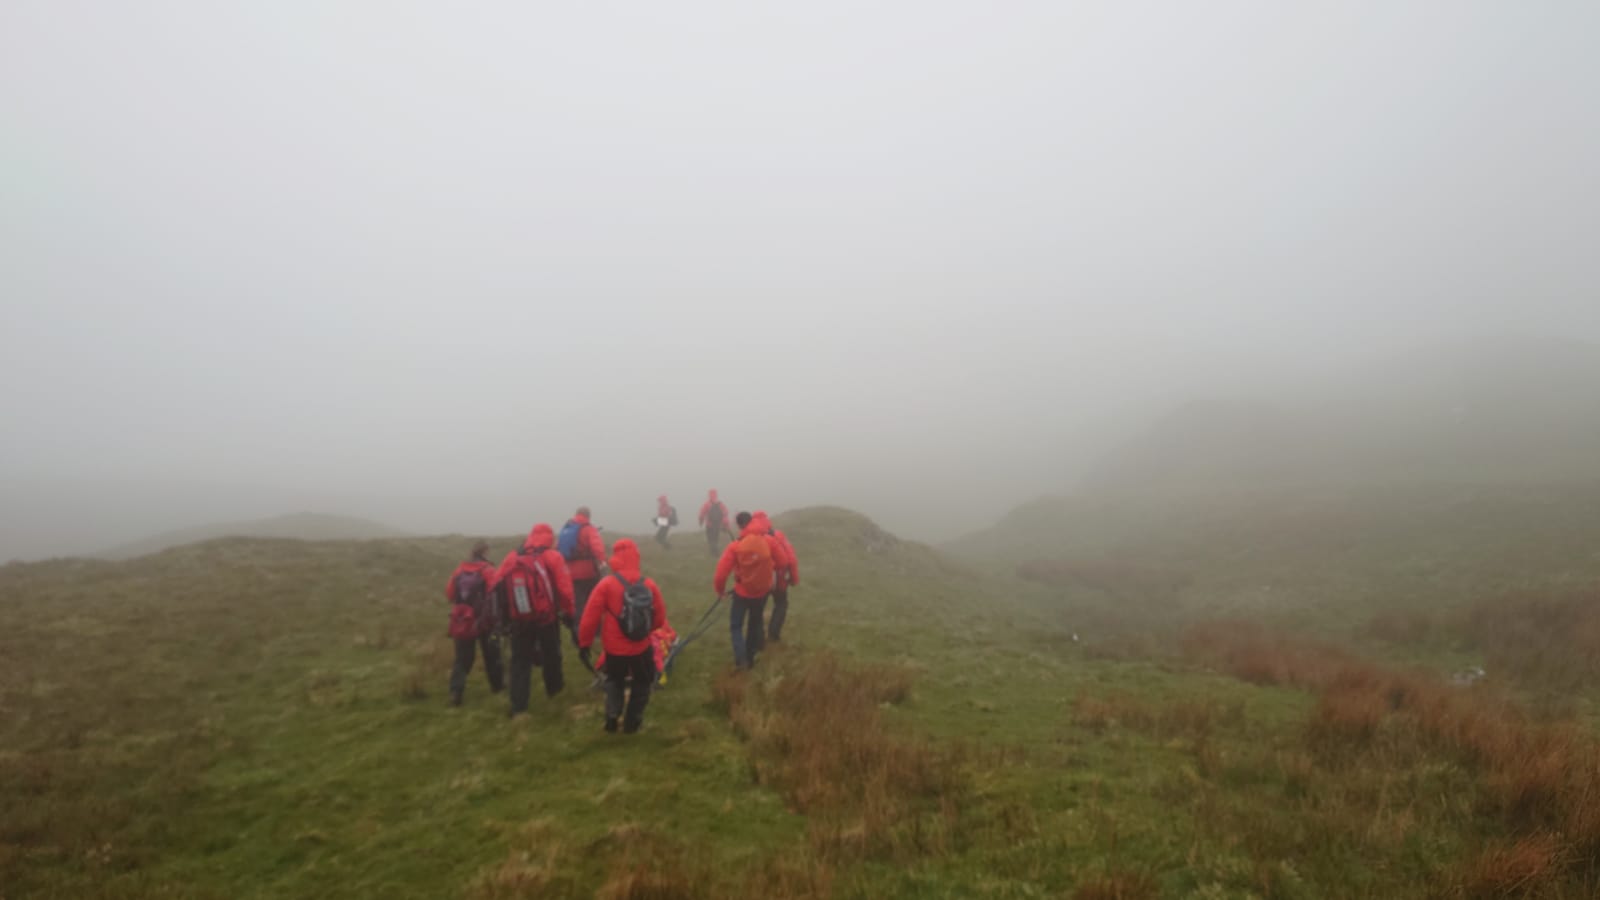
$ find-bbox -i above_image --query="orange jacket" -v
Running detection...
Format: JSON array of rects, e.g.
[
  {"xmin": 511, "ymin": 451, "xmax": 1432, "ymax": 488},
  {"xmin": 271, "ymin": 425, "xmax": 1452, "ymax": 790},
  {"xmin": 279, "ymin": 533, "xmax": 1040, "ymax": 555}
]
[
  {"xmin": 714, "ymin": 520, "xmax": 793, "ymax": 599},
  {"xmin": 491, "ymin": 524, "xmax": 576, "ymax": 620},
  {"xmin": 578, "ymin": 539, "xmax": 669, "ymax": 657},
  {"xmin": 564, "ymin": 514, "xmax": 607, "ymax": 582}
]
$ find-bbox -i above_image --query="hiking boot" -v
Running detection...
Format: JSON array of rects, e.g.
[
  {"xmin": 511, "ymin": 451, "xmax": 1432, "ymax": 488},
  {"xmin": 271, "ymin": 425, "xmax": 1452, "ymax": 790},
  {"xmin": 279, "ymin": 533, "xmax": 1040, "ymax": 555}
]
[
  {"xmin": 623, "ymin": 719, "xmax": 642, "ymax": 735},
  {"xmin": 449, "ymin": 689, "xmax": 463, "ymax": 707},
  {"xmin": 604, "ymin": 717, "xmax": 619, "ymax": 734}
]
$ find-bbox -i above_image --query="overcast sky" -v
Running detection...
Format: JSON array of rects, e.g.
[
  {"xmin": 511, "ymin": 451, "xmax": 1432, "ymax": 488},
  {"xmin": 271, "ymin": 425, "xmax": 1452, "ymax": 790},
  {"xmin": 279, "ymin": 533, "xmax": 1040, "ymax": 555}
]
[{"xmin": 3, "ymin": 1, "xmax": 1597, "ymax": 560}]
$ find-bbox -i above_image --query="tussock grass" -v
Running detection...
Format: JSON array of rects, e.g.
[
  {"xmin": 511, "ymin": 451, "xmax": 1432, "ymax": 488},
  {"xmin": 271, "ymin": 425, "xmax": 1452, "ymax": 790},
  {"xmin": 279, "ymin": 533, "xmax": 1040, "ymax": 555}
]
[
  {"xmin": 1189, "ymin": 622, "xmax": 1600, "ymax": 896},
  {"xmin": 714, "ymin": 650, "xmax": 968, "ymax": 863},
  {"xmin": 1464, "ymin": 589, "xmax": 1600, "ymax": 689},
  {"xmin": 1071, "ymin": 870, "xmax": 1161, "ymax": 900}
]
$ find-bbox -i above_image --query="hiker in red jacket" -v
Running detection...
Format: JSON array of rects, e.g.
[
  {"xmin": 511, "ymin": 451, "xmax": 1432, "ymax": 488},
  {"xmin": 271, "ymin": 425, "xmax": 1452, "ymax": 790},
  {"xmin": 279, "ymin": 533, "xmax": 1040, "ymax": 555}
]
[
  {"xmin": 714, "ymin": 511, "xmax": 792, "ymax": 669},
  {"xmin": 559, "ymin": 506, "xmax": 607, "ymax": 626},
  {"xmin": 494, "ymin": 523, "xmax": 575, "ymax": 716},
  {"xmin": 444, "ymin": 540, "xmax": 503, "ymax": 706},
  {"xmin": 654, "ymin": 495, "xmax": 675, "ymax": 550},
  {"xmin": 577, "ymin": 539, "xmax": 669, "ymax": 734},
  {"xmin": 698, "ymin": 489, "xmax": 733, "ymax": 556},
  {"xmin": 752, "ymin": 511, "xmax": 801, "ymax": 643}
]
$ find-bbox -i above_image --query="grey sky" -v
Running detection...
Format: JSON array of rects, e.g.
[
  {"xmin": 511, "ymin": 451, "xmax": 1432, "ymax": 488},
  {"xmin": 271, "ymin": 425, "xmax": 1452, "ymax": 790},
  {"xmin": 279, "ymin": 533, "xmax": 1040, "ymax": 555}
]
[{"xmin": 3, "ymin": 2, "xmax": 1598, "ymax": 560}]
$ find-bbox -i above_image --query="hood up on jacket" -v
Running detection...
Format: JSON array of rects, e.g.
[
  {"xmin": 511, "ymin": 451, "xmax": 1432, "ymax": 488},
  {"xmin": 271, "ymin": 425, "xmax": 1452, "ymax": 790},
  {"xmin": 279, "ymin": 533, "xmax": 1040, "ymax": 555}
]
[
  {"xmin": 609, "ymin": 538, "xmax": 643, "ymax": 579},
  {"xmin": 524, "ymin": 523, "xmax": 556, "ymax": 552}
]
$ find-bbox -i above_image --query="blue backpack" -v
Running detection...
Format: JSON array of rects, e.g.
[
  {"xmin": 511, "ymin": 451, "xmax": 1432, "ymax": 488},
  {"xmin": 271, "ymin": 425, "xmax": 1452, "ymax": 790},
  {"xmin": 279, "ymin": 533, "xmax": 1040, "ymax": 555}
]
[{"xmin": 558, "ymin": 520, "xmax": 583, "ymax": 561}]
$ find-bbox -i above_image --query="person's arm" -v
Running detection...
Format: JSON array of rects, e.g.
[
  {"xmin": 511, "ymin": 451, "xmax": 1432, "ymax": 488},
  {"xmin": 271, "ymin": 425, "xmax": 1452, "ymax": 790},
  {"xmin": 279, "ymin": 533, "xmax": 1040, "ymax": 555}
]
[
  {"xmin": 785, "ymin": 541, "xmax": 800, "ymax": 586},
  {"xmin": 698, "ymin": 502, "xmax": 709, "ymax": 526},
  {"xmin": 713, "ymin": 544, "xmax": 735, "ymax": 595},
  {"xmin": 578, "ymin": 579, "xmax": 607, "ymax": 649},
  {"xmin": 444, "ymin": 566, "xmax": 460, "ymax": 602},
  {"xmin": 650, "ymin": 580, "xmax": 668, "ymax": 631},
  {"xmin": 548, "ymin": 552, "xmax": 576, "ymax": 621},
  {"xmin": 584, "ymin": 525, "xmax": 606, "ymax": 568}
]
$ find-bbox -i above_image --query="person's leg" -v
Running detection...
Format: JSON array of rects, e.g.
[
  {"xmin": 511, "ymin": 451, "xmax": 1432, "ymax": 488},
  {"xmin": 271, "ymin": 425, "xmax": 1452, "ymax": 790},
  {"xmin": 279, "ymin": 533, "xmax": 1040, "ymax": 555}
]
[
  {"xmin": 622, "ymin": 652, "xmax": 655, "ymax": 733},
  {"xmin": 655, "ymin": 525, "xmax": 670, "ymax": 549},
  {"xmin": 507, "ymin": 626, "xmax": 534, "ymax": 715},
  {"xmin": 449, "ymin": 637, "xmax": 475, "ymax": 704},
  {"xmin": 729, "ymin": 596, "xmax": 751, "ymax": 668},
  {"xmin": 602, "ymin": 652, "xmax": 627, "ymax": 732},
  {"xmin": 747, "ymin": 595, "xmax": 769, "ymax": 668},
  {"xmin": 480, "ymin": 633, "xmax": 505, "ymax": 693},
  {"xmin": 707, "ymin": 527, "xmax": 719, "ymax": 556},
  {"xmin": 768, "ymin": 582, "xmax": 789, "ymax": 642},
  {"xmin": 538, "ymin": 622, "xmax": 565, "ymax": 697}
]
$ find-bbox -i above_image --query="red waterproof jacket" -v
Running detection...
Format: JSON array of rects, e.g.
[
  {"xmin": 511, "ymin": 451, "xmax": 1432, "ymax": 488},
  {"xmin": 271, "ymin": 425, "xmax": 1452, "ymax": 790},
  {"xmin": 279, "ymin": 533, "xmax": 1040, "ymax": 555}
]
[
  {"xmin": 491, "ymin": 524, "xmax": 576, "ymax": 620},
  {"xmin": 578, "ymin": 539, "xmax": 669, "ymax": 657},
  {"xmin": 444, "ymin": 559, "xmax": 496, "ymax": 601},
  {"xmin": 714, "ymin": 519, "xmax": 793, "ymax": 599},
  {"xmin": 753, "ymin": 512, "xmax": 800, "ymax": 587},
  {"xmin": 698, "ymin": 490, "xmax": 732, "ymax": 532},
  {"xmin": 564, "ymin": 513, "xmax": 607, "ymax": 582},
  {"xmin": 657, "ymin": 495, "xmax": 671, "ymax": 519}
]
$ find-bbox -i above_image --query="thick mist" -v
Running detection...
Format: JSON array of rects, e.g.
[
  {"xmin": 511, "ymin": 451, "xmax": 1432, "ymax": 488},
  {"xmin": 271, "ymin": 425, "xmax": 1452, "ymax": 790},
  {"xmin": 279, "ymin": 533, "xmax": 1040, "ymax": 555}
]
[{"xmin": 4, "ymin": 2, "xmax": 1599, "ymax": 561}]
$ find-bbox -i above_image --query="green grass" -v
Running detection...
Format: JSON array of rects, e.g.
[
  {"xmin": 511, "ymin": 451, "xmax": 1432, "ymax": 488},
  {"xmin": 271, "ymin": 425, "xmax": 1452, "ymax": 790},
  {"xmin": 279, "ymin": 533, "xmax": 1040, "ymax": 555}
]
[{"xmin": 5, "ymin": 498, "xmax": 1600, "ymax": 898}]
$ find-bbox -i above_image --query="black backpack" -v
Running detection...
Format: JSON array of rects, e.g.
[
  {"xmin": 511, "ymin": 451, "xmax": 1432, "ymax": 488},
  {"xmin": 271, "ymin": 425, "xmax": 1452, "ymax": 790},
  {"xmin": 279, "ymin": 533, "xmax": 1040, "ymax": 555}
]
[
  {"xmin": 613, "ymin": 574, "xmax": 655, "ymax": 642},
  {"xmin": 667, "ymin": 506, "xmax": 679, "ymax": 527}
]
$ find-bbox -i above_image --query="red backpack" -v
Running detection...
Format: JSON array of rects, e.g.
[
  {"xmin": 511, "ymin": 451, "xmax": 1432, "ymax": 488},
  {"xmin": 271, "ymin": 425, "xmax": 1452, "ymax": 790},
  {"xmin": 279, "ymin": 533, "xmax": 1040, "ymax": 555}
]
[{"xmin": 499, "ymin": 554, "xmax": 557, "ymax": 625}]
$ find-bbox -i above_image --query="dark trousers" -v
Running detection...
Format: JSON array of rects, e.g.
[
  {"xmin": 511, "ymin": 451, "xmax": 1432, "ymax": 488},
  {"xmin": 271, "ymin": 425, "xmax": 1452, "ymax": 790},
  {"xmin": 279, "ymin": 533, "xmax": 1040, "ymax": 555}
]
[
  {"xmin": 655, "ymin": 525, "xmax": 671, "ymax": 549},
  {"xmin": 730, "ymin": 594, "xmax": 769, "ymax": 669},
  {"xmin": 706, "ymin": 527, "xmax": 722, "ymax": 556},
  {"xmin": 603, "ymin": 651, "xmax": 655, "ymax": 731},
  {"xmin": 450, "ymin": 633, "xmax": 504, "ymax": 696},
  {"xmin": 769, "ymin": 582, "xmax": 789, "ymax": 642},
  {"xmin": 508, "ymin": 621, "xmax": 564, "ymax": 714},
  {"xmin": 573, "ymin": 579, "xmax": 599, "ymax": 625}
]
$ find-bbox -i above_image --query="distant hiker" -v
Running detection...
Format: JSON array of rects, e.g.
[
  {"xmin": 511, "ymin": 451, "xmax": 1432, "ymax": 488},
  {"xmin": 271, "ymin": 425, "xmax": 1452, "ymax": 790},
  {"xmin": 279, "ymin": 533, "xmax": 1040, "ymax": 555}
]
[
  {"xmin": 752, "ymin": 511, "xmax": 800, "ymax": 643},
  {"xmin": 558, "ymin": 506, "xmax": 607, "ymax": 625},
  {"xmin": 714, "ymin": 511, "xmax": 792, "ymax": 670},
  {"xmin": 577, "ymin": 538, "xmax": 668, "ymax": 734},
  {"xmin": 493, "ymin": 524, "xmax": 576, "ymax": 717},
  {"xmin": 654, "ymin": 495, "xmax": 677, "ymax": 550},
  {"xmin": 699, "ymin": 489, "xmax": 733, "ymax": 556},
  {"xmin": 444, "ymin": 540, "xmax": 504, "ymax": 706}
]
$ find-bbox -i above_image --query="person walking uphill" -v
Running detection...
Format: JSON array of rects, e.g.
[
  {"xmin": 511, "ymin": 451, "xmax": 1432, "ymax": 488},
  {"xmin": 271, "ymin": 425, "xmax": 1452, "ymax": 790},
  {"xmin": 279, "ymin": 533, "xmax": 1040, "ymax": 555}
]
[
  {"xmin": 654, "ymin": 495, "xmax": 676, "ymax": 550},
  {"xmin": 577, "ymin": 539, "xmax": 668, "ymax": 734},
  {"xmin": 714, "ymin": 511, "xmax": 792, "ymax": 670},
  {"xmin": 699, "ymin": 489, "xmax": 733, "ymax": 556},
  {"xmin": 752, "ymin": 511, "xmax": 800, "ymax": 643},
  {"xmin": 493, "ymin": 524, "xmax": 575, "ymax": 717},
  {"xmin": 445, "ymin": 541, "xmax": 504, "ymax": 706},
  {"xmin": 559, "ymin": 507, "xmax": 607, "ymax": 624}
]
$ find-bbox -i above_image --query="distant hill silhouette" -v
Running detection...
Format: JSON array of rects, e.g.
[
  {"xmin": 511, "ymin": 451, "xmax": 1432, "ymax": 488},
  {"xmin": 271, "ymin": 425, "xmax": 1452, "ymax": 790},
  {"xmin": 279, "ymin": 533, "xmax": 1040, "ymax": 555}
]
[
  {"xmin": 96, "ymin": 512, "xmax": 409, "ymax": 559},
  {"xmin": 1085, "ymin": 335, "xmax": 1600, "ymax": 491}
]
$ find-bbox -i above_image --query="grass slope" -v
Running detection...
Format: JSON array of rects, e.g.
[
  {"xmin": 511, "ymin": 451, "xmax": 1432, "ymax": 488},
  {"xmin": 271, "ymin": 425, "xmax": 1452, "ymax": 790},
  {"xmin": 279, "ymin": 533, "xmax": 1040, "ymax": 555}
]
[
  {"xmin": 5, "ymin": 502, "xmax": 1600, "ymax": 897},
  {"xmin": 96, "ymin": 513, "xmax": 411, "ymax": 560}
]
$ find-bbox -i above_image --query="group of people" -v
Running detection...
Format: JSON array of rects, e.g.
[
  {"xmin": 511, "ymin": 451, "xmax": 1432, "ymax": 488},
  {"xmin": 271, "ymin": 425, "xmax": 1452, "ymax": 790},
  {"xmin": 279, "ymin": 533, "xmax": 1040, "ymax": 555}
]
[{"xmin": 441, "ymin": 491, "xmax": 800, "ymax": 734}]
